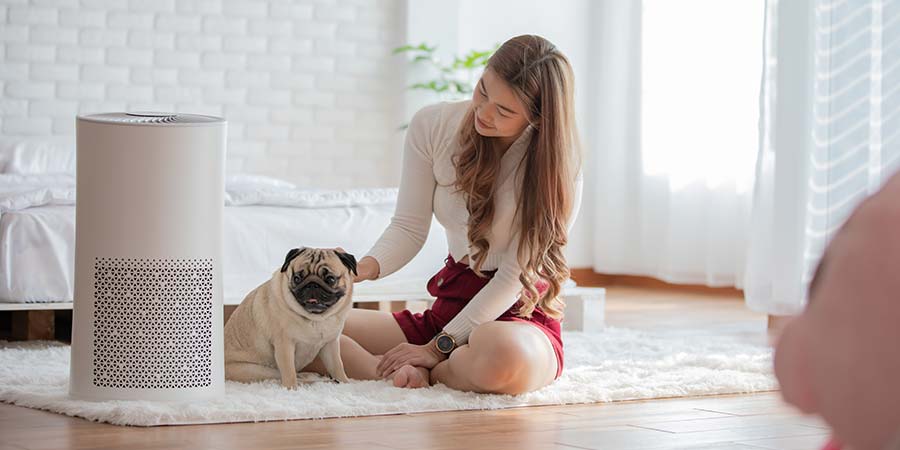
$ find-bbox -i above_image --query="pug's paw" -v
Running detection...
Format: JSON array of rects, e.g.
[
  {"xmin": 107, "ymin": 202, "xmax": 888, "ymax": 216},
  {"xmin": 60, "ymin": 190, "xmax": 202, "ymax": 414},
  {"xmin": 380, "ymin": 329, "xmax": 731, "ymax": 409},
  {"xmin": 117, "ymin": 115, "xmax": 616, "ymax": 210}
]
[{"xmin": 297, "ymin": 372, "xmax": 327, "ymax": 384}]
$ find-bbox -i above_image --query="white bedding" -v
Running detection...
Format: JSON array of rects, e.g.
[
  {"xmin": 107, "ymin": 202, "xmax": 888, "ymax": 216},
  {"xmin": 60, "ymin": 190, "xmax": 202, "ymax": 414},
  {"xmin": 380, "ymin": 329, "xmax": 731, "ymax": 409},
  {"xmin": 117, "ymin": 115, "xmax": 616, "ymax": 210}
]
[{"xmin": 0, "ymin": 173, "xmax": 449, "ymax": 304}]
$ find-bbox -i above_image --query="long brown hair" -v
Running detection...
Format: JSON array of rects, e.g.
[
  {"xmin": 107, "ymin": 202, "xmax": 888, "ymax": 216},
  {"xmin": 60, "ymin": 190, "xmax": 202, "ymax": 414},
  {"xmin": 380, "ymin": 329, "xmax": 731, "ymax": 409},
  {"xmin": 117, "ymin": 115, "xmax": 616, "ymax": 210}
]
[{"xmin": 454, "ymin": 35, "xmax": 581, "ymax": 320}]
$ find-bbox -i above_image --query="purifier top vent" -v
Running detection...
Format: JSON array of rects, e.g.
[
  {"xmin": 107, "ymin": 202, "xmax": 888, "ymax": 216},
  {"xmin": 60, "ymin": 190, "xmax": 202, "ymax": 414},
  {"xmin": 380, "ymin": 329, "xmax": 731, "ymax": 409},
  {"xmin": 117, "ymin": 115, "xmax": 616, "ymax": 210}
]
[{"xmin": 77, "ymin": 112, "xmax": 225, "ymax": 127}]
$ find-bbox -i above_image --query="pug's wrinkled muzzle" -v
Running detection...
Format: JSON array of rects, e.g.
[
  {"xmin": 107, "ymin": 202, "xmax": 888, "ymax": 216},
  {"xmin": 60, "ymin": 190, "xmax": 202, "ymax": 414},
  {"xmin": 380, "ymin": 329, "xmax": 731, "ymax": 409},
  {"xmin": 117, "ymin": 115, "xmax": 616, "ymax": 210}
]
[{"xmin": 292, "ymin": 282, "xmax": 341, "ymax": 314}]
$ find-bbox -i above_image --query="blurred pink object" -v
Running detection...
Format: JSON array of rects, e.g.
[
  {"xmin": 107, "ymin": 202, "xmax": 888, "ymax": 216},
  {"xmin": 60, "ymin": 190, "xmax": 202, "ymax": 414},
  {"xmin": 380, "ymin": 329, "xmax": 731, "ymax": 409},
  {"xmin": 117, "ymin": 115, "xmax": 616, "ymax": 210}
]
[
  {"xmin": 821, "ymin": 437, "xmax": 842, "ymax": 450},
  {"xmin": 774, "ymin": 172, "xmax": 900, "ymax": 450}
]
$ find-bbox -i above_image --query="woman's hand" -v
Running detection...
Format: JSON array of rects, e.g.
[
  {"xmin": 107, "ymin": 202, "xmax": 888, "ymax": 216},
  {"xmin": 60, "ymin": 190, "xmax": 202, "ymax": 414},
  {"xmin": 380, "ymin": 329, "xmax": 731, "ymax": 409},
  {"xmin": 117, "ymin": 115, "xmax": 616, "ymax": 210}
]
[
  {"xmin": 376, "ymin": 342, "xmax": 447, "ymax": 378},
  {"xmin": 354, "ymin": 256, "xmax": 380, "ymax": 283},
  {"xmin": 332, "ymin": 247, "xmax": 379, "ymax": 283}
]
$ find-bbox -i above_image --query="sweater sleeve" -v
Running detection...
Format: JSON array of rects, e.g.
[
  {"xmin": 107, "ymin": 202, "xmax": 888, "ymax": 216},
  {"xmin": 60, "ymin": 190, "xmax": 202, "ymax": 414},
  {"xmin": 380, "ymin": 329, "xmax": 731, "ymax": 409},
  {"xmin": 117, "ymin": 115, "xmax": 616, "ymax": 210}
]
[
  {"xmin": 442, "ymin": 172, "xmax": 585, "ymax": 345},
  {"xmin": 362, "ymin": 105, "xmax": 440, "ymax": 279}
]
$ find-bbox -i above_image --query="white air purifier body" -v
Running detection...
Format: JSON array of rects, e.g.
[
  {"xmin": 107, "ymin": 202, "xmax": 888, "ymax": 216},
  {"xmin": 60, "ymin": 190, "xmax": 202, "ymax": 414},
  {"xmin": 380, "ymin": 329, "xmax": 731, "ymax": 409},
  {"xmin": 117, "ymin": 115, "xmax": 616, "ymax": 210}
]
[{"xmin": 70, "ymin": 112, "xmax": 227, "ymax": 402}]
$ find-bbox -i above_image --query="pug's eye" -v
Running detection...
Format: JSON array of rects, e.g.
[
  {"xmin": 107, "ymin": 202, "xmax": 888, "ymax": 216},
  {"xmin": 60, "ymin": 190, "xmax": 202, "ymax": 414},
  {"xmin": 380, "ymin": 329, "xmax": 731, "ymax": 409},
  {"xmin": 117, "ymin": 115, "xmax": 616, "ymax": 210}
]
[
  {"xmin": 292, "ymin": 274, "xmax": 302, "ymax": 285},
  {"xmin": 325, "ymin": 275, "xmax": 337, "ymax": 285}
]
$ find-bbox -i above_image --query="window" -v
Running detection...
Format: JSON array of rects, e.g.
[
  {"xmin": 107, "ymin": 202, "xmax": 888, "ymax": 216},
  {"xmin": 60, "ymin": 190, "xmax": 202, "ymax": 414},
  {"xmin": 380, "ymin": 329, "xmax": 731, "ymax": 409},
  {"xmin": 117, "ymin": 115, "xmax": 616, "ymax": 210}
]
[{"xmin": 641, "ymin": 0, "xmax": 765, "ymax": 192}]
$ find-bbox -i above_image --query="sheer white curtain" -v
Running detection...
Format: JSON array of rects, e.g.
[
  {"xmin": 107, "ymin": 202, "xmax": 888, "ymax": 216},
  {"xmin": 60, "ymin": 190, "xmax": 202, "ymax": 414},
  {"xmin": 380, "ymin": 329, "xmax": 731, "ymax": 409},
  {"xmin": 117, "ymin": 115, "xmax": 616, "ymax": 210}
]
[
  {"xmin": 744, "ymin": 0, "xmax": 900, "ymax": 315},
  {"xmin": 590, "ymin": 1, "xmax": 763, "ymax": 286}
]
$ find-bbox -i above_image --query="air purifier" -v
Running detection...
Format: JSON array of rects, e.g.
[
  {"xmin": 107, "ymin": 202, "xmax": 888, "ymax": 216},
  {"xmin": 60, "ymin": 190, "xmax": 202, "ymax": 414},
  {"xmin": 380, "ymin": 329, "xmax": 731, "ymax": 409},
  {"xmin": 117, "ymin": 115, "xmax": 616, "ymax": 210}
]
[{"xmin": 69, "ymin": 112, "xmax": 227, "ymax": 402}]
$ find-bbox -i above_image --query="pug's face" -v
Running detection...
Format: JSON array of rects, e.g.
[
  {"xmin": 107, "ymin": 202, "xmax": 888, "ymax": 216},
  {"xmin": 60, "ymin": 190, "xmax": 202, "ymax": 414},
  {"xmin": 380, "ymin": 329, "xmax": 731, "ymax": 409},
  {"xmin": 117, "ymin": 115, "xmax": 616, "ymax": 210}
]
[{"xmin": 279, "ymin": 247, "xmax": 357, "ymax": 317}]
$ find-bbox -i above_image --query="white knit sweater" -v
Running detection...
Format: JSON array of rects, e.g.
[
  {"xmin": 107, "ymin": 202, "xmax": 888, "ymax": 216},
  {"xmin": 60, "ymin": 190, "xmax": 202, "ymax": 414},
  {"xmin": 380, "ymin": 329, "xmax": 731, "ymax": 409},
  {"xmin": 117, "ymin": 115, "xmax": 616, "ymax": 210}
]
[{"xmin": 364, "ymin": 100, "xmax": 583, "ymax": 344}]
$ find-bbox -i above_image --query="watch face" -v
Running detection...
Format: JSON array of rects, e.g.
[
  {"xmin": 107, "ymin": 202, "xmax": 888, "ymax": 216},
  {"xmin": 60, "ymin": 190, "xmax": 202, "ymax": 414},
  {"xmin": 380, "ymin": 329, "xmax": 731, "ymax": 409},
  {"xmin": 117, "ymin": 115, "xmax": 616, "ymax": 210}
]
[{"xmin": 437, "ymin": 335, "xmax": 454, "ymax": 353}]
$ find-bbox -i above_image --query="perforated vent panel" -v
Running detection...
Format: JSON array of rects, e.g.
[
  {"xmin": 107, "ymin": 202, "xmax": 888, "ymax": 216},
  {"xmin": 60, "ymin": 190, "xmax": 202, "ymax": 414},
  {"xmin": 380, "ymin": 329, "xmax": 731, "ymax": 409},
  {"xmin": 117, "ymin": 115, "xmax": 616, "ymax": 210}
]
[
  {"xmin": 107, "ymin": 112, "xmax": 181, "ymax": 124},
  {"xmin": 77, "ymin": 112, "xmax": 224, "ymax": 126},
  {"xmin": 121, "ymin": 113, "xmax": 179, "ymax": 124},
  {"xmin": 92, "ymin": 258, "xmax": 214, "ymax": 389}
]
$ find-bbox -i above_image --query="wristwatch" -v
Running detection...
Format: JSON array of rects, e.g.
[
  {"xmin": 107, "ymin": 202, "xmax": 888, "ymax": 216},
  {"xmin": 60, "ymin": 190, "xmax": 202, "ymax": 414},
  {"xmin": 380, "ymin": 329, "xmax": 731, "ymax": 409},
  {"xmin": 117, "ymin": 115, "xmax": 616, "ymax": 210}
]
[{"xmin": 433, "ymin": 331, "xmax": 457, "ymax": 355}]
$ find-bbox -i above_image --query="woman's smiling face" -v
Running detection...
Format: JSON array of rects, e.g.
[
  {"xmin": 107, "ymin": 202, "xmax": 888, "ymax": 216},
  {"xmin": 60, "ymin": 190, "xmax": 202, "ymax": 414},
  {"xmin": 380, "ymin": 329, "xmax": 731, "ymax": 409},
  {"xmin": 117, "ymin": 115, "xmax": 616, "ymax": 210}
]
[{"xmin": 471, "ymin": 67, "xmax": 531, "ymax": 142}]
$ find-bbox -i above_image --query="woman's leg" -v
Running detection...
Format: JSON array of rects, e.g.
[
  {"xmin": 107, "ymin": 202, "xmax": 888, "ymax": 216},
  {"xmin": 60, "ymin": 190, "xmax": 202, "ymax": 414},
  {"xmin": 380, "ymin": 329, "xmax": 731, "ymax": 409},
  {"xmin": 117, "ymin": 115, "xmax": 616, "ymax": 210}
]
[
  {"xmin": 302, "ymin": 308, "xmax": 408, "ymax": 380},
  {"xmin": 429, "ymin": 321, "xmax": 558, "ymax": 395}
]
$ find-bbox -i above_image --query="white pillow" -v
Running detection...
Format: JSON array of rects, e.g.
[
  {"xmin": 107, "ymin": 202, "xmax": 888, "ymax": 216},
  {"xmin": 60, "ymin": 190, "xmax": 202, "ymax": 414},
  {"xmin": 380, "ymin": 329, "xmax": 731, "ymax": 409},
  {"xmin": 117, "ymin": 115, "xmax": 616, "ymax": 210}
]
[
  {"xmin": 0, "ymin": 139, "xmax": 302, "ymax": 193},
  {"xmin": 225, "ymin": 173, "xmax": 297, "ymax": 190},
  {"xmin": 0, "ymin": 138, "xmax": 76, "ymax": 175}
]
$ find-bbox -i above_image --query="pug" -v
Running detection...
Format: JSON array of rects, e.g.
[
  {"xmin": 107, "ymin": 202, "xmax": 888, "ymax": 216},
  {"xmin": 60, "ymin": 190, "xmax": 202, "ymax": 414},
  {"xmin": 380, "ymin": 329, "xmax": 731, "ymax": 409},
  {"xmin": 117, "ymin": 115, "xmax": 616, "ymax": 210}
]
[{"xmin": 224, "ymin": 247, "xmax": 357, "ymax": 389}]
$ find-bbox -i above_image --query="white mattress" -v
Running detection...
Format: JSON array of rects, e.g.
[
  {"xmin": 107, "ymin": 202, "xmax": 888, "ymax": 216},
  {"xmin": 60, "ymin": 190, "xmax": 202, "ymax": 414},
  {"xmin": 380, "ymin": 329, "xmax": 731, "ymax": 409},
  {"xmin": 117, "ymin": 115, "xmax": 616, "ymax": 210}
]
[{"xmin": 0, "ymin": 174, "xmax": 448, "ymax": 304}]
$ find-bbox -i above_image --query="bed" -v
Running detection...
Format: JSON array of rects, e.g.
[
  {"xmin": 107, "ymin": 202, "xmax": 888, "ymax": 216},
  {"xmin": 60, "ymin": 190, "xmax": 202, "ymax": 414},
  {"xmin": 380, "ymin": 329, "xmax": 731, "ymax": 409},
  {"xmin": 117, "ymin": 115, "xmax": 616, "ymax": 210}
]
[{"xmin": 0, "ymin": 138, "xmax": 603, "ymax": 331}]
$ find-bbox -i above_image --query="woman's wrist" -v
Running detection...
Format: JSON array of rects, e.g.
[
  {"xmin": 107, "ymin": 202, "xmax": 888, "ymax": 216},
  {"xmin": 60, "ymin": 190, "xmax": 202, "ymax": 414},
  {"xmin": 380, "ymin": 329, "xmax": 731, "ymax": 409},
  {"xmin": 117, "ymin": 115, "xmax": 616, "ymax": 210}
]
[{"xmin": 425, "ymin": 340, "xmax": 449, "ymax": 362}]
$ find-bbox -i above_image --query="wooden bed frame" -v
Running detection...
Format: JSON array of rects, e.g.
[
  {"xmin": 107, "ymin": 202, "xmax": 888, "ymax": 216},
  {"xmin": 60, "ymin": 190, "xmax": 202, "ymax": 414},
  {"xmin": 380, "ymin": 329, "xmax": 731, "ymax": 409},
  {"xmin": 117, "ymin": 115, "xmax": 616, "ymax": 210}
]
[{"xmin": 0, "ymin": 286, "xmax": 606, "ymax": 340}]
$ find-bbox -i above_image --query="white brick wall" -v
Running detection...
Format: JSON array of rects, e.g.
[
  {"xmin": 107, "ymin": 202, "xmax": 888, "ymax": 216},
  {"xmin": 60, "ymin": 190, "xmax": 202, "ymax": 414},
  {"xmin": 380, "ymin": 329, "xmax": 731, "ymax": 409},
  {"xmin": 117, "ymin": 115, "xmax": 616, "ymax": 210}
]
[{"xmin": 1, "ymin": 0, "xmax": 407, "ymax": 188}]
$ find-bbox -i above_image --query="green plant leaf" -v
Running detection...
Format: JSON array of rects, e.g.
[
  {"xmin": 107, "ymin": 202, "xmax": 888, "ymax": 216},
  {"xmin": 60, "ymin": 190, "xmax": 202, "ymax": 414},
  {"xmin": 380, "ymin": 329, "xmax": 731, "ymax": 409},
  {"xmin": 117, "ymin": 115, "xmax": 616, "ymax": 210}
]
[
  {"xmin": 395, "ymin": 42, "xmax": 497, "ymax": 124},
  {"xmin": 392, "ymin": 45, "xmax": 417, "ymax": 54},
  {"xmin": 393, "ymin": 42, "xmax": 437, "ymax": 55},
  {"xmin": 409, "ymin": 80, "xmax": 450, "ymax": 93},
  {"xmin": 468, "ymin": 50, "xmax": 492, "ymax": 67},
  {"xmin": 450, "ymin": 80, "xmax": 472, "ymax": 94}
]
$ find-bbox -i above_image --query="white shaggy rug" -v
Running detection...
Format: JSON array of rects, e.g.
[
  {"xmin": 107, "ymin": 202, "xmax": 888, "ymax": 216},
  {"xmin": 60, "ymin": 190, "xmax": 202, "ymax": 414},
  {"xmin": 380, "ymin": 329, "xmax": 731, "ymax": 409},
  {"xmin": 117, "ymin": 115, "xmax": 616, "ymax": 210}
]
[{"xmin": 0, "ymin": 328, "xmax": 777, "ymax": 427}]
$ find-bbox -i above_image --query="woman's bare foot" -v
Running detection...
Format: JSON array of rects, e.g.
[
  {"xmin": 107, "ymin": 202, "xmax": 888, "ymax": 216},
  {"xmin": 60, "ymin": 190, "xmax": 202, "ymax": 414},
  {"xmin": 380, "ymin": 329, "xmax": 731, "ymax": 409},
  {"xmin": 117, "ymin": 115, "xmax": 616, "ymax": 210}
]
[{"xmin": 388, "ymin": 364, "xmax": 430, "ymax": 389}]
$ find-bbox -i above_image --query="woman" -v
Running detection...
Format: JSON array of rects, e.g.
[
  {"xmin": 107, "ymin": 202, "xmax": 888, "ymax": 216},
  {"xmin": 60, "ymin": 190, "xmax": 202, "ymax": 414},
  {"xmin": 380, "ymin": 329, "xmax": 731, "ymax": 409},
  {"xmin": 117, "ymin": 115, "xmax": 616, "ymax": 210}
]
[{"xmin": 304, "ymin": 34, "xmax": 583, "ymax": 395}]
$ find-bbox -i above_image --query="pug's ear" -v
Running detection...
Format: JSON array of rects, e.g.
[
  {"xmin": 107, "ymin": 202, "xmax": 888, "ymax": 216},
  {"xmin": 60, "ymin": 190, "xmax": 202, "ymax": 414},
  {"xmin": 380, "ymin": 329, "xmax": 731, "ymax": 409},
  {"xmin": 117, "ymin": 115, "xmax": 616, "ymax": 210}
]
[
  {"xmin": 281, "ymin": 247, "xmax": 308, "ymax": 273},
  {"xmin": 335, "ymin": 250, "xmax": 358, "ymax": 276}
]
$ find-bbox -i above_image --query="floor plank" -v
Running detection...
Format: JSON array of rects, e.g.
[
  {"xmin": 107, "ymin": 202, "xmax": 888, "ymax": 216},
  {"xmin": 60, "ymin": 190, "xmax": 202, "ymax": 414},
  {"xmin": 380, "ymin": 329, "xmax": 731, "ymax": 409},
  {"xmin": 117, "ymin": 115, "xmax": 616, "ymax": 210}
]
[
  {"xmin": 0, "ymin": 286, "xmax": 823, "ymax": 450},
  {"xmin": 736, "ymin": 434, "xmax": 832, "ymax": 450}
]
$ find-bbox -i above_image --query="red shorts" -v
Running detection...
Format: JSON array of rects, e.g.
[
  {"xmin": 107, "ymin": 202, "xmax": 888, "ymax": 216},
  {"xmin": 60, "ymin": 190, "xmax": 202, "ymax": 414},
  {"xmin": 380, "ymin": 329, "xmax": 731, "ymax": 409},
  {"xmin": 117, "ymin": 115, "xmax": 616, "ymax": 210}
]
[{"xmin": 392, "ymin": 254, "xmax": 565, "ymax": 379}]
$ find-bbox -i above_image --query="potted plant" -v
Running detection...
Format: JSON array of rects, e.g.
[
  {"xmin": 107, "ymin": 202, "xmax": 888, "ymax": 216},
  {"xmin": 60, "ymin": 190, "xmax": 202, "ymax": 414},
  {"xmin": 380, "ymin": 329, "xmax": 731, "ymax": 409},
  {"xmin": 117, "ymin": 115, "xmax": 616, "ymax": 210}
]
[{"xmin": 393, "ymin": 42, "xmax": 498, "ymax": 128}]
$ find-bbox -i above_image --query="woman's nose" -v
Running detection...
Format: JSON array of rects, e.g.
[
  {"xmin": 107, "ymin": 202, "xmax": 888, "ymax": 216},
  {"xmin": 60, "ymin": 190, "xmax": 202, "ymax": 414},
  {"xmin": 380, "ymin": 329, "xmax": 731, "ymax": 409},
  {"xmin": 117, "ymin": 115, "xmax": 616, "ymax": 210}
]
[{"xmin": 482, "ymin": 105, "xmax": 497, "ymax": 123}]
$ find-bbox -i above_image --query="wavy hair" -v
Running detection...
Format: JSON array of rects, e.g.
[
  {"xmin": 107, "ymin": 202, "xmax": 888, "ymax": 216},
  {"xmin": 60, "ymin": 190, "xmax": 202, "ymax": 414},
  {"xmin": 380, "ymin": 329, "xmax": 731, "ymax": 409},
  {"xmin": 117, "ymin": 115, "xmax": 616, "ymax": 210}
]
[{"xmin": 454, "ymin": 35, "xmax": 581, "ymax": 320}]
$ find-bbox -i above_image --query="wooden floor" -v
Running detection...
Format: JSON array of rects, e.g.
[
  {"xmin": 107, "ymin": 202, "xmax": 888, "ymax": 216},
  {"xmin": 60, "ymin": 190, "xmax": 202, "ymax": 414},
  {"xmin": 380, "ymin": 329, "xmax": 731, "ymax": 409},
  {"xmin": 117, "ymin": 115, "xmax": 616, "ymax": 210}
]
[{"xmin": 0, "ymin": 286, "xmax": 828, "ymax": 450}]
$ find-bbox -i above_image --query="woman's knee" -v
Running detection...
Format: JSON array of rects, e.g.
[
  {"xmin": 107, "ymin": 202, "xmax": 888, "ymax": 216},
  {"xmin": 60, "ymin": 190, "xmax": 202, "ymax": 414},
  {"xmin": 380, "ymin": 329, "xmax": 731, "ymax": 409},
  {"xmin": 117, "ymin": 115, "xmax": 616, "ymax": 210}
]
[
  {"xmin": 465, "ymin": 323, "xmax": 534, "ymax": 393},
  {"xmin": 342, "ymin": 308, "xmax": 407, "ymax": 355}
]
